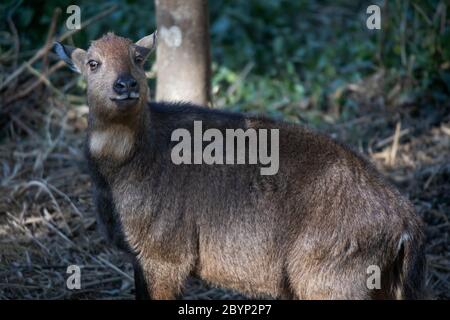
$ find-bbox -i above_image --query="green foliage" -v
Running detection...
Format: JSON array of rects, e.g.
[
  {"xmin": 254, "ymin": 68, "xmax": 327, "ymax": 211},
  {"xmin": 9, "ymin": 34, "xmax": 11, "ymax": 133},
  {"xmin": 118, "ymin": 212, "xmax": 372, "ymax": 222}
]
[
  {"xmin": 380, "ymin": 0, "xmax": 450, "ymax": 107},
  {"xmin": 209, "ymin": 0, "xmax": 377, "ymax": 120},
  {"xmin": 210, "ymin": 0, "xmax": 450, "ymax": 123},
  {"xmin": 1, "ymin": 0, "xmax": 155, "ymax": 52},
  {"xmin": 2, "ymin": 0, "xmax": 448, "ymax": 124}
]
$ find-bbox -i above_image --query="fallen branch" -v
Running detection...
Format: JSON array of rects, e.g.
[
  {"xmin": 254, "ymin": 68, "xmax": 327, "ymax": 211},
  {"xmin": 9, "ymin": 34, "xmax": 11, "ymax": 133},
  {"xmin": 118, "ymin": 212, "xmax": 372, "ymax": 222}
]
[{"xmin": 388, "ymin": 121, "xmax": 401, "ymax": 166}]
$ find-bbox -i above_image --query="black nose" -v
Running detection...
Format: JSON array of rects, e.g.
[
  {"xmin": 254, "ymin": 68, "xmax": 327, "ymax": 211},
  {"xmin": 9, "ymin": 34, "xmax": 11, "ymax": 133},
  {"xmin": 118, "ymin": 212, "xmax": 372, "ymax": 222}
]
[{"xmin": 113, "ymin": 75, "xmax": 139, "ymax": 95}]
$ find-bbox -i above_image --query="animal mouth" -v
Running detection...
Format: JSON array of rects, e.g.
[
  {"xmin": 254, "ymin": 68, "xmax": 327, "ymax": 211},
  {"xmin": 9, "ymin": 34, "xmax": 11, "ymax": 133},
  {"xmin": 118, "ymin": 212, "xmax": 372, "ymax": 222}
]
[{"xmin": 110, "ymin": 92, "xmax": 140, "ymax": 101}]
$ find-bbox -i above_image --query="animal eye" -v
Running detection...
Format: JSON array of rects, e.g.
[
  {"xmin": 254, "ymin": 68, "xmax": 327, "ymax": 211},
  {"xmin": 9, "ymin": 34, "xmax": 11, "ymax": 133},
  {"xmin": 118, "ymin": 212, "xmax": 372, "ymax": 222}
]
[{"xmin": 88, "ymin": 60, "xmax": 99, "ymax": 71}]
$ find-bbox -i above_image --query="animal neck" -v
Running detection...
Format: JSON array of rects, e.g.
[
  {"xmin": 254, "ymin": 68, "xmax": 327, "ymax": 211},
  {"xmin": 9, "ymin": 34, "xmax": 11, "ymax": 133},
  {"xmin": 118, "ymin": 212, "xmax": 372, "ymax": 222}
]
[{"xmin": 87, "ymin": 101, "xmax": 148, "ymax": 163}]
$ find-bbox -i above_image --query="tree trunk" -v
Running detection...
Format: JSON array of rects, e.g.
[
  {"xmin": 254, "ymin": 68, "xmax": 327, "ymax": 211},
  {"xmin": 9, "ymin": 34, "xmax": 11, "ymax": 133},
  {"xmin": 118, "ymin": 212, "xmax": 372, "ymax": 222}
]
[{"xmin": 155, "ymin": 0, "xmax": 211, "ymax": 106}]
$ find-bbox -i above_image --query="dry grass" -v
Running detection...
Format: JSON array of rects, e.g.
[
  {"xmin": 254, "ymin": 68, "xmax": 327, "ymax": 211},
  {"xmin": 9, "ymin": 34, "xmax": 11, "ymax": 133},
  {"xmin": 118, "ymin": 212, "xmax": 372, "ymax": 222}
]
[{"xmin": 0, "ymin": 12, "xmax": 448, "ymax": 300}]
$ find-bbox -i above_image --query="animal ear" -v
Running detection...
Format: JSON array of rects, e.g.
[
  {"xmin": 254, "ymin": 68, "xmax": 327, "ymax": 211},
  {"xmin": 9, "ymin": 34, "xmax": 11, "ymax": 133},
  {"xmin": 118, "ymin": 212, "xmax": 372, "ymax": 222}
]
[
  {"xmin": 135, "ymin": 31, "xmax": 157, "ymax": 52},
  {"xmin": 136, "ymin": 31, "xmax": 158, "ymax": 51},
  {"xmin": 133, "ymin": 31, "xmax": 157, "ymax": 65},
  {"xmin": 53, "ymin": 42, "xmax": 87, "ymax": 74}
]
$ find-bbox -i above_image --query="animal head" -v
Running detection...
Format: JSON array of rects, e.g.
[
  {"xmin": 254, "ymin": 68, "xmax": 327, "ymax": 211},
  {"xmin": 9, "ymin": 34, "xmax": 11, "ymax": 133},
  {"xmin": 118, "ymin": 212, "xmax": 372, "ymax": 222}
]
[{"xmin": 54, "ymin": 32, "xmax": 157, "ymax": 119}]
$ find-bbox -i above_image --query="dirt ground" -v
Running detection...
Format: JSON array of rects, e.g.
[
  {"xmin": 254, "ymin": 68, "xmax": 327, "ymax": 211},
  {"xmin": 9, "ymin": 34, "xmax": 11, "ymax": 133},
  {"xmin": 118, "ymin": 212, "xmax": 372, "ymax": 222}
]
[{"xmin": 1, "ymin": 87, "xmax": 449, "ymax": 300}]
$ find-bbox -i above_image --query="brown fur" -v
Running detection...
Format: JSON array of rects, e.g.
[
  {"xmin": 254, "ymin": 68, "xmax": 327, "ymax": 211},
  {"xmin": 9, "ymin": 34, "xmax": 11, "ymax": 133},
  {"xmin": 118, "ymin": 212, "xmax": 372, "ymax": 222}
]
[{"xmin": 56, "ymin": 33, "xmax": 426, "ymax": 300}]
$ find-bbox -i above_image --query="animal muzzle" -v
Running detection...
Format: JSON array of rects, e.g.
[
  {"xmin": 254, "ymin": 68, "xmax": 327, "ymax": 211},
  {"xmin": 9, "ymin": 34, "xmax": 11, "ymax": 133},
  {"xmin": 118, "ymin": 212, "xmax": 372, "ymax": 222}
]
[{"xmin": 112, "ymin": 74, "xmax": 140, "ymax": 100}]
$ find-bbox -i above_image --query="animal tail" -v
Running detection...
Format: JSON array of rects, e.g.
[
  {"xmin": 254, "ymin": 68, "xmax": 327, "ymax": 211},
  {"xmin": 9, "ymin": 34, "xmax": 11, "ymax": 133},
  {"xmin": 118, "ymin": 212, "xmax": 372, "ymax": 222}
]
[{"xmin": 392, "ymin": 229, "xmax": 427, "ymax": 299}]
